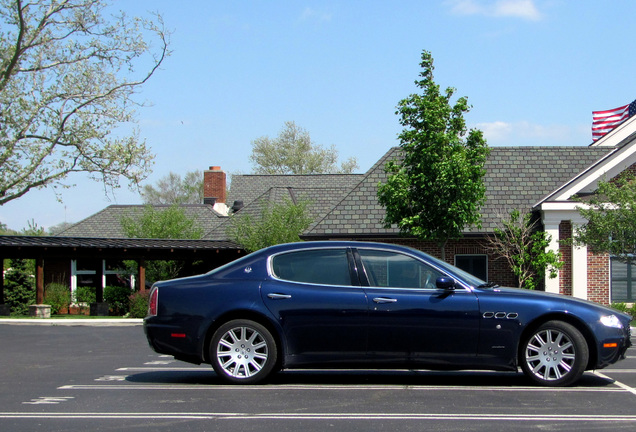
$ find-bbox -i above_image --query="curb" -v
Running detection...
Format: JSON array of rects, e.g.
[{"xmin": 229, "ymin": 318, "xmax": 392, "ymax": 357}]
[{"xmin": 0, "ymin": 318, "xmax": 143, "ymax": 326}]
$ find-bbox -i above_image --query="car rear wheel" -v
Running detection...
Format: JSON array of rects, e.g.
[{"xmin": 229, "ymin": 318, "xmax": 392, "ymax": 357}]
[
  {"xmin": 210, "ymin": 319, "xmax": 278, "ymax": 384},
  {"xmin": 520, "ymin": 320, "xmax": 589, "ymax": 387}
]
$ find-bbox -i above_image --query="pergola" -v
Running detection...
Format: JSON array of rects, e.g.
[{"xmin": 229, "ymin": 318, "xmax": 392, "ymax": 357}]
[{"xmin": 0, "ymin": 236, "xmax": 244, "ymax": 315}]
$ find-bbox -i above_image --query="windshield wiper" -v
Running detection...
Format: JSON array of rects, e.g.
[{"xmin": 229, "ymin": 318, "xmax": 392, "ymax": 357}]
[{"xmin": 477, "ymin": 282, "xmax": 500, "ymax": 288}]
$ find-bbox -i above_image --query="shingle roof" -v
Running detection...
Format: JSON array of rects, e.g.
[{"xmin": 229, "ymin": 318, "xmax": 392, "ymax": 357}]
[
  {"xmin": 52, "ymin": 147, "xmax": 614, "ymax": 242},
  {"xmin": 227, "ymin": 173, "xmax": 363, "ymax": 208},
  {"xmin": 303, "ymin": 146, "xmax": 614, "ymax": 237},
  {"xmin": 55, "ymin": 204, "xmax": 225, "ymax": 239},
  {"xmin": 210, "ymin": 173, "xmax": 364, "ymax": 240}
]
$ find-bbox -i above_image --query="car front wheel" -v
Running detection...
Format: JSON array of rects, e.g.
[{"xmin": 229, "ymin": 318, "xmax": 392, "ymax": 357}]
[
  {"xmin": 210, "ymin": 319, "xmax": 278, "ymax": 384},
  {"xmin": 520, "ymin": 320, "xmax": 589, "ymax": 387}
]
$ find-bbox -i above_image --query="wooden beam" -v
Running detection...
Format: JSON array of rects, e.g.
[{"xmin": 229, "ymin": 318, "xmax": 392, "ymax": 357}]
[
  {"xmin": 36, "ymin": 257, "xmax": 44, "ymax": 304},
  {"xmin": 138, "ymin": 259, "xmax": 146, "ymax": 292}
]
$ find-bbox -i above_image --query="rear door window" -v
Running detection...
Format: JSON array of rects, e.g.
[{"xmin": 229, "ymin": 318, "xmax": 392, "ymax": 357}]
[{"xmin": 271, "ymin": 248, "xmax": 353, "ymax": 286}]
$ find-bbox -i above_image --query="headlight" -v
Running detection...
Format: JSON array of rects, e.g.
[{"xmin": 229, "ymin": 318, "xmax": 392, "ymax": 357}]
[{"xmin": 600, "ymin": 315, "xmax": 623, "ymax": 329}]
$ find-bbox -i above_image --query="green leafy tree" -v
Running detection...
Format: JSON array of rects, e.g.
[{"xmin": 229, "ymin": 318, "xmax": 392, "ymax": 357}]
[
  {"xmin": 249, "ymin": 121, "xmax": 358, "ymax": 174},
  {"xmin": 4, "ymin": 258, "xmax": 35, "ymax": 315},
  {"xmin": 121, "ymin": 205, "xmax": 203, "ymax": 281},
  {"xmin": 377, "ymin": 50, "xmax": 489, "ymax": 260},
  {"xmin": 226, "ymin": 199, "xmax": 312, "ymax": 253},
  {"xmin": 141, "ymin": 170, "xmax": 204, "ymax": 205},
  {"xmin": 0, "ymin": 0, "xmax": 169, "ymax": 205},
  {"xmin": 575, "ymin": 173, "xmax": 636, "ymax": 260},
  {"xmin": 0, "ymin": 222, "xmax": 15, "ymax": 235},
  {"xmin": 120, "ymin": 205, "xmax": 203, "ymax": 240},
  {"xmin": 486, "ymin": 209, "xmax": 562, "ymax": 290}
]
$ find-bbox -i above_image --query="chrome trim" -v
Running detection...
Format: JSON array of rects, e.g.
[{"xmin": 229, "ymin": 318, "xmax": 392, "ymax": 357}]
[
  {"xmin": 373, "ymin": 297, "xmax": 398, "ymax": 304},
  {"xmin": 267, "ymin": 293, "xmax": 292, "ymax": 300}
]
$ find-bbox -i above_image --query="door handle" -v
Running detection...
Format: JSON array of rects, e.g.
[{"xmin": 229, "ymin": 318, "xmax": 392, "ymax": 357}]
[
  {"xmin": 267, "ymin": 293, "xmax": 292, "ymax": 299},
  {"xmin": 373, "ymin": 297, "xmax": 397, "ymax": 304}
]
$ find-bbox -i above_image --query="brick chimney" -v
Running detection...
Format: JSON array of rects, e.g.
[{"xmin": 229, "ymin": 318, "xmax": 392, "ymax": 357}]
[{"xmin": 203, "ymin": 166, "xmax": 226, "ymax": 206}]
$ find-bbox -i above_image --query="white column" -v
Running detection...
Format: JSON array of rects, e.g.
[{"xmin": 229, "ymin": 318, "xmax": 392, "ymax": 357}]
[
  {"xmin": 543, "ymin": 217, "xmax": 561, "ymax": 294},
  {"xmin": 571, "ymin": 218, "xmax": 588, "ymax": 300},
  {"xmin": 70, "ymin": 260, "xmax": 77, "ymax": 302}
]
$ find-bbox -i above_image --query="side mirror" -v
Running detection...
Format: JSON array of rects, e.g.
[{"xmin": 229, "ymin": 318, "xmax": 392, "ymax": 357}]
[{"xmin": 436, "ymin": 277, "xmax": 456, "ymax": 290}]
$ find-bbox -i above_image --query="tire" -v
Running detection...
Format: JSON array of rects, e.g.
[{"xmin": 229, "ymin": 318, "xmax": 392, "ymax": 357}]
[
  {"xmin": 520, "ymin": 320, "xmax": 589, "ymax": 387},
  {"xmin": 210, "ymin": 319, "xmax": 278, "ymax": 384}
]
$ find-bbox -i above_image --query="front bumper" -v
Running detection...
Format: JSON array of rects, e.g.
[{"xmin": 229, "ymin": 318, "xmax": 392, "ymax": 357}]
[{"xmin": 597, "ymin": 324, "xmax": 632, "ymax": 368}]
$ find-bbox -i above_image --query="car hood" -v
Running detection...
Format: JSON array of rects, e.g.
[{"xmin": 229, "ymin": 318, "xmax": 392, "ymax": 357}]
[{"xmin": 481, "ymin": 286, "xmax": 631, "ymax": 319}]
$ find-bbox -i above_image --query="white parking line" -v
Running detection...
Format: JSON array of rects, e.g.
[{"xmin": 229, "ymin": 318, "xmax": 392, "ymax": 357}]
[
  {"xmin": 594, "ymin": 371, "xmax": 636, "ymax": 396},
  {"xmin": 1, "ymin": 412, "xmax": 636, "ymax": 422},
  {"xmin": 58, "ymin": 383, "xmax": 628, "ymax": 392}
]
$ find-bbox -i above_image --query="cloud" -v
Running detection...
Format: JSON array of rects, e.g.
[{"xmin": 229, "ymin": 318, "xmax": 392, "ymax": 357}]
[
  {"xmin": 299, "ymin": 7, "xmax": 332, "ymax": 23},
  {"xmin": 475, "ymin": 120, "xmax": 581, "ymax": 146},
  {"xmin": 447, "ymin": 0, "xmax": 542, "ymax": 21}
]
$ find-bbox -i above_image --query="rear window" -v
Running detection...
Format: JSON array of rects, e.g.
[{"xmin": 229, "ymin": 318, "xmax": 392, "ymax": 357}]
[{"xmin": 271, "ymin": 249, "xmax": 352, "ymax": 286}]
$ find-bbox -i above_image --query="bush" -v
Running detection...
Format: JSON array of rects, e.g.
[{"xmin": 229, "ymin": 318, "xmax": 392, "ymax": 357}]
[
  {"xmin": 44, "ymin": 283, "xmax": 71, "ymax": 314},
  {"xmin": 128, "ymin": 291, "xmax": 149, "ymax": 318},
  {"xmin": 104, "ymin": 285, "xmax": 132, "ymax": 315},
  {"xmin": 611, "ymin": 302, "xmax": 628, "ymax": 313},
  {"xmin": 74, "ymin": 285, "xmax": 96, "ymax": 304},
  {"xmin": 4, "ymin": 258, "xmax": 35, "ymax": 316},
  {"xmin": 611, "ymin": 302, "xmax": 636, "ymax": 321}
]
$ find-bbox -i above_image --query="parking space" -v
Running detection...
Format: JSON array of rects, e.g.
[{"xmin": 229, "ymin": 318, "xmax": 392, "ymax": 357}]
[{"xmin": 1, "ymin": 324, "xmax": 636, "ymax": 431}]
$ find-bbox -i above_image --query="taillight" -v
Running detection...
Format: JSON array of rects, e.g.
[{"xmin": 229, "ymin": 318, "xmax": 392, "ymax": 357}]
[{"xmin": 148, "ymin": 287, "xmax": 158, "ymax": 316}]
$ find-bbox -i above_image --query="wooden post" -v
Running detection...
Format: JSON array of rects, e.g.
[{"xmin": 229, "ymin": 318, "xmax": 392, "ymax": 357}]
[
  {"xmin": 138, "ymin": 259, "xmax": 146, "ymax": 292},
  {"xmin": 36, "ymin": 256, "xmax": 44, "ymax": 304}
]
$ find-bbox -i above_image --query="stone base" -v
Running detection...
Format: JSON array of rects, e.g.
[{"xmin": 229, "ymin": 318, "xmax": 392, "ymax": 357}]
[
  {"xmin": 29, "ymin": 304, "xmax": 51, "ymax": 318},
  {"xmin": 90, "ymin": 302, "xmax": 110, "ymax": 317},
  {"xmin": 0, "ymin": 304, "xmax": 10, "ymax": 316}
]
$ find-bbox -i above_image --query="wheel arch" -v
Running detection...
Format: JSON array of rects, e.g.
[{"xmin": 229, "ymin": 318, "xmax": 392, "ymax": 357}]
[
  {"xmin": 201, "ymin": 309, "xmax": 284, "ymax": 368},
  {"xmin": 517, "ymin": 312, "xmax": 598, "ymax": 370}
]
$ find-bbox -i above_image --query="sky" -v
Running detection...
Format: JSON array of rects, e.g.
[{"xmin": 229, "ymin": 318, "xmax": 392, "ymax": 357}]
[{"xmin": 2, "ymin": 0, "xmax": 635, "ymax": 231}]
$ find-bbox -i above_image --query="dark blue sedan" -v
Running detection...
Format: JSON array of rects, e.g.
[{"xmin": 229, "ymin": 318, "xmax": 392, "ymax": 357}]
[{"xmin": 144, "ymin": 241, "xmax": 632, "ymax": 386}]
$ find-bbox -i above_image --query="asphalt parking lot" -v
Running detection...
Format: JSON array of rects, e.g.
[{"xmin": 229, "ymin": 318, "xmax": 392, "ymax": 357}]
[{"xmin": 1, "ymin": 321, "xmax": 636, "ymax": 432}]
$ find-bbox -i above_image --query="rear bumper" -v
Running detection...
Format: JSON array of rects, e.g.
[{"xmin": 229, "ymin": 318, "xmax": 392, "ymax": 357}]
[{"xmin": 144, "ymin": 318, "xmax": 204, "ymax": 364}]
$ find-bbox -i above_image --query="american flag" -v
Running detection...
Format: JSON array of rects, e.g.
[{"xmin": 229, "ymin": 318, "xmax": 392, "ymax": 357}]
[{"xmin": 592, "ymin": 100, "xmax": 636, "ymax": 141}]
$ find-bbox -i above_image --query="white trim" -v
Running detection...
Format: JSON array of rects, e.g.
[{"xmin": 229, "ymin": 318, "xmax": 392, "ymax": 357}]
[{"xmin": 550, "ymin": 143, "xmax": 636, "ymax": 201}]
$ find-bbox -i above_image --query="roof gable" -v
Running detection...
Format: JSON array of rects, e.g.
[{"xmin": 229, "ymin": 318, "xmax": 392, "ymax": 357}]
[{"xmin": 538, "ymin": 137, "xmax": 636, "ymax": 204}]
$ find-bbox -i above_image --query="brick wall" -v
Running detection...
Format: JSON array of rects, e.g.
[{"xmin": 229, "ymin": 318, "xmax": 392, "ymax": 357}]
[
  {"xmin": 588, "ymin": 251, "xmax": 610, "ymax": 305},
  {"xmin": 203, "ymin": 166, "xmax": 226, "ymax": 204},
  {"xmin": 559, "ymin": 221, "xmax": 572, "ymax": 296}
]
